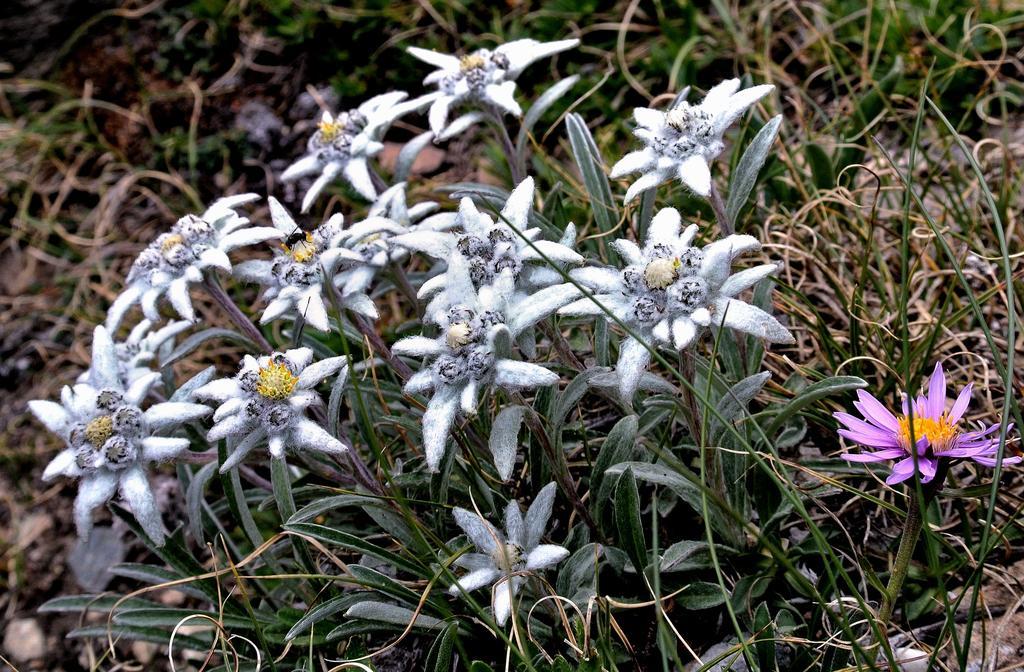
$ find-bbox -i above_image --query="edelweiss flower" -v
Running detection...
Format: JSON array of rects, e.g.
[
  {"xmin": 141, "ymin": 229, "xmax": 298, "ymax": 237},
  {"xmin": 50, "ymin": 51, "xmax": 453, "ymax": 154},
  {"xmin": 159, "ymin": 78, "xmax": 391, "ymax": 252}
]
[
  {"xmin": 408, "ymin": 38, "xmax": 579, "ymax": 139},
  {"xmin": 233, "ymin": 198, "xmax": 378, "ymax": 332},
  {"xmin": 194, "ymin": 347, "xmax": 348, "ymax": 471},
  {"xmin": 449, "ymin": 482, "xmax": 568, "ymax": 626},
  {"xmin": 611, "ymin": 79, "xmax": 774, "ymax": 202},
  {"xmin": 333, "ymin": 182, "xmax": 458, "ymax": 297},
  {"xmin": 107, "ymin": 194, "xmax": 280, "ymax": 330},
  {"xmin": 560, "ymin": 208, "xmax": 792, "ymax": 401},
  {"xmin": 393, "ymin": 259, "xmax": 574, "ymax": 471},
  {"xmin": 281, "ymin": 93, "xmax": 426, "ymax": 211},
  {"xmin": 837, "ymin": 362, "xmax": 1021, "ymax": 485},
  {"xmin": 392, "ymin": 177, "xmax": 581, "ymax": 322},
  {"xmin": 79, "ymin": 319, "xmax": 190, "ymax": 387},
  {"xmin": 29, "ymin": 326, "xmax": 211, "ymax": 544}
]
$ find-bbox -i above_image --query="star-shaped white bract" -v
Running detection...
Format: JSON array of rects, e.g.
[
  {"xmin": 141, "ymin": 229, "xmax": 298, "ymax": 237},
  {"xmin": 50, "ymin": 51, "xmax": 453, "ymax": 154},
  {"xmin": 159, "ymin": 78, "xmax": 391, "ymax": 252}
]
[
  {"xmin": 29, "ymin": 326, "xmax": 211, "ymax": 545},
  {"xmin": 332, "ymin": 182, "xmax": 458, "ymax": 298},
  {"xmin": 194, "ymin": 347, "xmax": 348, "ymax": 472},
  {"xmin": 449, "ymin": 482, "xmax": 568, "ymax": 626},
  {"xmin": 610, "ymin": 79, "xmax": 774, "ymax": 202},
  {"xmin": 79, "ymin": 319, "xmax": 190, "ymax": 388},
  {"xmin": 392, "ymin": 177, "xmax": 582, "ymax": 323},
  {"xmin": 107, "ymin": 194, "xmax": 280, "ymax": 330},
  {"xmin": 232, "ymin": 198, "xmax": 378, "ymax": 332},
  {"xmin": 560, "ymin": 208, "xmax": 793, "ymax": 401},
  {"xmin": 281, "ymin": 92, "xmax": 428, "ymax": 211},
  {"xmin": 393, "ymin": 259, "xmax": 574, "ymax": 472},
  {"xmin": 408, "ymin": 38, "xmax": 579, "ymax": 139}
]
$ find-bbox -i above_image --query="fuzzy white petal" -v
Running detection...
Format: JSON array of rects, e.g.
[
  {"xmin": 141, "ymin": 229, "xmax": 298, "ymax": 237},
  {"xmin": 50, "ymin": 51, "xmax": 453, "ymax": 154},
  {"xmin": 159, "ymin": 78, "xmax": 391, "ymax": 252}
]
[
  {"xmin": 140, "ymin": 436, "xmax": 190, "ymax": 462},
  {"xmin": 74, "ymin": 471, "xmax": 119, "ymax": 542},
  {"xmin": 616, "ymin": 336, "xmax": 653, "ymax": 402},
  {"xmin": 423, "ymin": 385, "xmax": 460, "ymax": 472},
  {"xmin": 493, "ymin": 360, "xmax": 559, "ymax": 389},
  {"xmin": 526, "ymin": 544, "xmax": 569, "ymax": 570},
  {"xmin": 449, "ymin": 567, "xmax": 500, "ymax": 595},
  {"xmin": 120, "ymin": 465, "xmax": 167, "ymax": 545}
]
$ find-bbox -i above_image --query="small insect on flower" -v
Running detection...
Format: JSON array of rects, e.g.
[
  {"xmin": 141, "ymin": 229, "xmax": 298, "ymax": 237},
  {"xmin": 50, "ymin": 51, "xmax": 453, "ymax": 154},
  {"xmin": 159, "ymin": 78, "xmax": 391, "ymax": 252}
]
[{"xmin": 836, "ymin": 362, "xmax": 1021, "ymax": 485}]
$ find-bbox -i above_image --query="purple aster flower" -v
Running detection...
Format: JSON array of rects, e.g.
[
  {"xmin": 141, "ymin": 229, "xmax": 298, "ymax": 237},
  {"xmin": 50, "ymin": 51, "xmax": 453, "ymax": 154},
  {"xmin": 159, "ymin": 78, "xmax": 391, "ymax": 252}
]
[{"xmin": 835, "ymin": 362, "xmax": 1020, "ymax": 485}]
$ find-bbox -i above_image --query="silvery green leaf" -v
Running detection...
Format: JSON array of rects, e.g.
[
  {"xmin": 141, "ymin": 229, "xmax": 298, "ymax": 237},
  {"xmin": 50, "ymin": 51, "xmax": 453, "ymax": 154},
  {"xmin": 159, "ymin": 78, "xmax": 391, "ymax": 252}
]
[
  {"xmin": 764, "ymin": 376, "xmax": 868, "ymax": 436},
  {"xmin": 344, "ymin": 601, "xmax": 444, "ymax": 630},
  {"xmin": 327, "ymin": 362, "xmax": 350, "ymax": 437},
  {"xmin": 709, "ymin": 371, "xmax": 771, "ymax": 440},
  {"xmin": 170, "ymin": 365, "xmax": 217, "ymax": 402},
  {"xmin": 669, "ymin": 85, "xmax": 691, "ymax": 108},
  {"xmin": 725, "ymin": 114, "xmax": 782, "ymax": 226},
  {"xmin": 185, "ymin": 461, "xmax": 218, "ymax": 545},
  {"xmin": 516, "ymin": 74, "xmax": 581, "ymax": 160},
  {"xmin": 659, "ymin": 540, "xmax": 713, "ymax": 573},
  {"xmin": 394, "ymin": 130, "xmax": 435, "ymax": 183},
  {"xmin": 591, "ymin": 415, "xmax": 638, "ymax": 516},
  {"xmin": 490, "ymin": 405, "xmax": 525, "ymax": 481},
  {"xmin": 164, "ymin": 328, "xmax": 256, "ymax": 367},
  {"xmin": 566, "ymin": 113, "xmax": 617, "ymax": 233}
]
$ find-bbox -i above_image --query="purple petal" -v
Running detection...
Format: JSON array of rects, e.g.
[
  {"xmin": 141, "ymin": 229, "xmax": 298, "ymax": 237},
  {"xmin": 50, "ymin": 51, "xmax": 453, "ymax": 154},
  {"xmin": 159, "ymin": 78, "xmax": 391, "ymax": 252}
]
[
  {"xmin": 842, "ymin": 448, "xmax": 905, "ymax": 463},
  {"xmin": 948, "ymin": 383, "xmax": 973, "ymax": 423},
  {"xmin": 885, "ymin": 458, "xmax": 917, "ymax": 485},
  {"xmin": 854, "ymin": 390, "xmax": 900, "ymax": 431},
  {"xmin": 974, "ymin": 455, "xmax": 1023, "ymax": 467},
  {"xmin": 927, "ymin": 362, "xmax": 946, "ymax": 419},
  {"xmin": 917, "ymin": 457, "xmax": 937, "ymax": 481},
  {"xmin": 835, "ymin": 412, "xmax": 901, "ymax": 445},
  {"xmin": 838, "ymin": 429, "xmax": 900, "ymax": 449}
]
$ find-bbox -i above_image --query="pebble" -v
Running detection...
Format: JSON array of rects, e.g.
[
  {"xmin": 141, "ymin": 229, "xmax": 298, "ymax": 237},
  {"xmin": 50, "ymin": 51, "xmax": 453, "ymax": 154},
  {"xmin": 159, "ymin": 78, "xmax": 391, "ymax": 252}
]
[{"xmin": 3, "ymin": 618, "xmax": 45, "ymax": 662}]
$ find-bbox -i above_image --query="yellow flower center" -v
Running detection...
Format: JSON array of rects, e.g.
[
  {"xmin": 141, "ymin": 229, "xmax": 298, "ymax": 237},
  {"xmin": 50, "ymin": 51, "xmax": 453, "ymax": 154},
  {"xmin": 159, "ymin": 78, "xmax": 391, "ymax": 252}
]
[
  {"xmin": 84, "ymin": 416, "xmax": 114, "ymax": 447},
  {"xmin": 256, "ymin": 361, "xmax": 298, "ymax": 400},
  {"xmin": 360, "ymin": 233, "xmax": 382, "ymax": 245},
  {"xmin": 161, "ymin": 234, "xmax": 186, "ymax": 254},
  {"xmin": 282, "ymin": 232, "xmax": 317, "ymax": 263},
  {"xmin": 459, "ymin": 54, "xmax": 486, "ymax": 72},
  {"xmin": 897, "ymin": 414, "xmax": 959, "ymax": 453},
  {"xmin": 318, "ymin": 118, "xmax": 343, "ymax": 142},
  {"xmin": 446, "ymin": 322, "xmax": 473, "ymax": 349},
  {"xmin": 644, "ymin": 257, "xmax": 681, "ymax": 289}
]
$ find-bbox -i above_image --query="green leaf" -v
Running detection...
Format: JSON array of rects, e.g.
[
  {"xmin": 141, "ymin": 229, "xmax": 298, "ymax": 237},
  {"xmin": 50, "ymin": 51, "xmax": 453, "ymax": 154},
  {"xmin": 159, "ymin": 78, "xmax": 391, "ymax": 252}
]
[
  {"xmin": 764, "ymin": 375, "xmax": 868, "ymax": 436},
  {"xmin": 517, "ymin": 75, "xmax": 581, "ymax": 159},
  {"xmin": 591, "ymin": 415, "xmax": 638, "ymax": 521},
  {"xmin": 426, "ymin": 622, "xmax": 458, "ymax": 671},
  {"xmin": 659, "ymin": 540, "xmax": 713, "ymax": 573},
  {"xmin": 676, "ymin": 581, "xmax": 726, "ymax": 610},
  {"xmin": 113, "ymin": 607, "xmax": 267, "ymax": 630},
  {"xmin": 753, "ymin": 601, "xmax": 776, "ymax": 671},
  {"xmin": 710, "ymin": 371, "xmax": 771, "ymax": 439},
  {"xmin": 566, "ymin": 112, "xmax": 618, "ymax": 233},
  {"xmin": 39, "ymin": 594, "xmax": 156, "ymax": 613},
  {"xmin": 805, "ymin": 143, "xmax": 835, "ymax": 190},
  {"xmin": 164, "ymin": 328, "xmax": 256, "ymax": 367},
  {"xmin": 489, "ymin": 405, "xmax": 525, "ymax": 481},
  {"xmin": 285, "ymin": 594, "xmax": 365, "ymax": 641},
  {"xmin": 344, "ymin": 601, "xmax": 444, "ymax": 630},
  {"xmin": 185, "ymin": 461, "xmax": 218, "ymax": 545},
  {"xmin": 68, "ymin": 624, "xmax": 211, "ymax": 650},
  {"xmin": 726, "ymin": 114, "xmax": 782, "ymax": 225},
  {"xmin": 614, "ymin": 467, "xmax": 647, "ymax": 573},
  {"xmin": 284, "ymin": 522, "xmax": 424, "ymax": 576}
]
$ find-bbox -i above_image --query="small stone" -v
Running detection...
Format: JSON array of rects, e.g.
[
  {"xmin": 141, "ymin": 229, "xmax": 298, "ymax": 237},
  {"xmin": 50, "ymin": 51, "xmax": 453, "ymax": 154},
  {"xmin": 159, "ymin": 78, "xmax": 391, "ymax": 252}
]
[
  {"xmin": 3, "ymin": 618, "xmax": 45, "ymax": 662},
  {"xmin": 378, "ymin": 141, "xmax": 446, "ymax": 175},
  {"xmin": 69, "ymin": 526, "xmax": 127, "ymax": 592}
]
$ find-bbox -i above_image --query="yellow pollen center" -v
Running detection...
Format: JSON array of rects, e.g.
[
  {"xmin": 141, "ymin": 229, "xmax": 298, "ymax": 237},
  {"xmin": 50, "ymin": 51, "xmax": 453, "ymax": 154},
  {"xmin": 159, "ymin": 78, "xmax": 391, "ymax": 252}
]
[
  {"xmin": 318, "ymin": 119, "xmax": 343, "ymax": 142},
  {"xmin": 644, "ymin": 257, "xmax": 681, "ymax": 289},
  {"xmin": 256, "ymin": 362, "xmax": 298, "ymax": 400},
  {"xmin": 897, "ymin": 414, "xmax": 959, "ymax": 452},
  {"xmin": 85, "ymin": 416, "xmax": 114, "ymax": 446},
  {"xmin": 283, "ymin": 232, "xmax": 317, "ymax": 263},
  {"xmin": 161, "ymin": 234, "xmax": 185, "ymax": 253},
  {"xmin": 459, "ymin": 54, "xmax": 486, "ymax": 71},
  {"xmin": 446, "ymin": 322, "xmax": 473, "ymax": 349}
]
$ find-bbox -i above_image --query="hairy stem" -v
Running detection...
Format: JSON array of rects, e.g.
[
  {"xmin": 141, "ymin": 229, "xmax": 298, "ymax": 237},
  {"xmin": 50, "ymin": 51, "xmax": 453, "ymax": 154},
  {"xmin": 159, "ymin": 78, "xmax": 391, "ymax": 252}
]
[
  {"xmin": 202, "ymin": 273, "xmax": 273, "ymax": 353},
  {"xmin": 486, "ymin": 107, "xmax": 525, "ymax": 184},
  {"xmin": 878, "ymin": 489, "xmax": 925, "ymax": 625},
  {"xmin": 707, "ymin": 182, "xmax": 732, "ymax": 236}
]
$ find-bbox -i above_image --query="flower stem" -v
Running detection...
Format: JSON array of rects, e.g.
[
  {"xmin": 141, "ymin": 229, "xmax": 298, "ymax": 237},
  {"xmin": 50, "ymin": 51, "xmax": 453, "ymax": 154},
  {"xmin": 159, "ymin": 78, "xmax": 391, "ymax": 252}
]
[
  {"xmin": 202, "ymin": 273, "xmax": 273, "ymax": 353},
  {"xmin": 707, "ymin": 182, "xmax": 733, "ymax": 236},
  {"xmin": 878, "ymin": 491, "xmax": 924, "ymax": 625},
  {"xmin": 486, "ymin": 107, "xmax": 525, "ymax": 184}
]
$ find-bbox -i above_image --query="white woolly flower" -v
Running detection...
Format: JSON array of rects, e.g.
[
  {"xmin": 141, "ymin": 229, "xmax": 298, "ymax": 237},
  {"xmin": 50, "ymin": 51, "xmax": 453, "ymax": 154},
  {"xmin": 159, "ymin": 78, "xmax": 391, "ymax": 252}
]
[
  {"xmin": 392, "ymin": 259, "xmax": 574, "ymax": 472},
  {"xmin": 332, "ymin": 182, "xmax": 458, "ymax": 297},
  {"xmin": 281, "ymin": 93, "xmax": 428, "ymax": 211},
  {"xmin": 107, "ymin": 194, "xmax": 280, "ymax": 330},
  {"xmin": 29, "ymin": 326, "xmax": 211, "ymax": 545},
  {"xmin": 232, "ymin": 198, "xmax": 378, "ymax": 332},
  {"xmin": 449, "ymin": 483, "xmax": 568, "ymax": 626},
  {"xmin": 391, "ymin": 177, "xmax": 582, "ymax": 322},
  {"xmin": 611, "ymin": 79, "xmax": 774, "ymax": 202},
  {"xmin": 408, "ymin": 38, "xmax": 579, "ymax": 139},
  {"xmin": 194, "ymin": 347, "xmax": 348, "ymax": 472},
  {"xmin": 79, "ymin": 319, "xmax": 190, "ymax": 387},
  {"xmin": 560, "ymin": 208, "xmax": 793, "ymax": 401}
]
